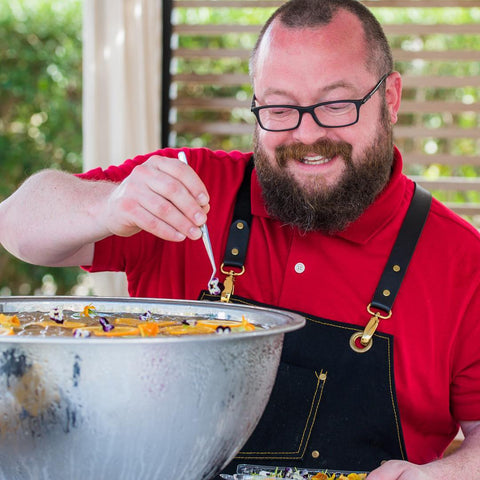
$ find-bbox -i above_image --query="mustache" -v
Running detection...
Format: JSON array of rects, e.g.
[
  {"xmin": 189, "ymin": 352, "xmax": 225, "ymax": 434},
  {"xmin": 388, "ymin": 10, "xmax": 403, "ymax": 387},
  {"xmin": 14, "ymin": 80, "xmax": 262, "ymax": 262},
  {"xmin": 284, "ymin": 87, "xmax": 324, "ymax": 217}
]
[{"xmin": 275, "ymin": 139, "xmax": 353, "ymax": 167}]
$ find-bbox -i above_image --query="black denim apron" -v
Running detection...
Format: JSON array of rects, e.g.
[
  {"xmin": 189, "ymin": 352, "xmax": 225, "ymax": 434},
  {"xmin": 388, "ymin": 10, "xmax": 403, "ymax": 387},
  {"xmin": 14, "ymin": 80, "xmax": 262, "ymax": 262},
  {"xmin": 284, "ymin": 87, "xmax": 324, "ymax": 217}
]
[{"xmin": 200, "ymin": 159, "xmax": 432, "ymax": 475}]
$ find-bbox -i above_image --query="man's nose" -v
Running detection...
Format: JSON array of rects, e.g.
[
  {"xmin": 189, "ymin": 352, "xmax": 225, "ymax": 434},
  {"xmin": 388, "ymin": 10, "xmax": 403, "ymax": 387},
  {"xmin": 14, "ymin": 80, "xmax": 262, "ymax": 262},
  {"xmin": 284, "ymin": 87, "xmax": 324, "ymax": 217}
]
[{"xmin": 292, "ymin": 111, "xmax": 328, "ymax": 144}]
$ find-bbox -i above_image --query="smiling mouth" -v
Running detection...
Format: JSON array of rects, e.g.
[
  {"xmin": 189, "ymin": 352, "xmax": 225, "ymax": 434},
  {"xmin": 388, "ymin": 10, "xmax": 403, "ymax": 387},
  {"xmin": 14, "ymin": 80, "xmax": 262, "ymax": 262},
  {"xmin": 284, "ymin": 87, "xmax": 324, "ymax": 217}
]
[{"xmin": 299, "ymin": 155, "xmax": 334, "ymax": 165}]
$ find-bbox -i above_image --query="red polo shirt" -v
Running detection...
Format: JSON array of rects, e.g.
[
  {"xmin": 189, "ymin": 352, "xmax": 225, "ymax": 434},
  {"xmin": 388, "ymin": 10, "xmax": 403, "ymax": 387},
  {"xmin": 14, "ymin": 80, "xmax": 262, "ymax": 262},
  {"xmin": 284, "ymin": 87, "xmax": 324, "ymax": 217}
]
[{"xmin": 80, "ymin": 146, "xmax": 480, "ymax": 465}]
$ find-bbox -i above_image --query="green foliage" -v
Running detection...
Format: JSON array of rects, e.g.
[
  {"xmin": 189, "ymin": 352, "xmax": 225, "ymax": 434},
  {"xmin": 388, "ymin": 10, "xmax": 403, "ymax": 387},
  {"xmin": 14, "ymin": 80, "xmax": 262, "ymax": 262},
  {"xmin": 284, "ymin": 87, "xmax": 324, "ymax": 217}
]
[{"xmin": 0, "ymin": 0, "xmax": 83, "ymax": 295}]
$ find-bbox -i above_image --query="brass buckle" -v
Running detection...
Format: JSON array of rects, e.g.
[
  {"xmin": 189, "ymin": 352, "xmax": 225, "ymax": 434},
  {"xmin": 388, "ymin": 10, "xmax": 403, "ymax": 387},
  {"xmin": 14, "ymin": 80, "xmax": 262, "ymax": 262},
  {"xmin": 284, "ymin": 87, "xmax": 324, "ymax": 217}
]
[
  {"xmin": 349, "ymin": 304, "xmax": 392, "ymax": 353},
  {"xmin": 219, "ymin": 263, "xmax": 245, "ymax": 303}
]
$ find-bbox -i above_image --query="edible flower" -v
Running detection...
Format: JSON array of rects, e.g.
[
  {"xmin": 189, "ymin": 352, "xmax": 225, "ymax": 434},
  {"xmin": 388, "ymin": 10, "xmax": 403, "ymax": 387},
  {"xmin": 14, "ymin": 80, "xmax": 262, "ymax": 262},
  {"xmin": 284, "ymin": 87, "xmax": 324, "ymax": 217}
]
[
  {"xmin": 215, "ymin": 325, "xmax": 231, "ymax": 334},
  {"xmin": 241, "ymin": 315, "xmax": 255, "ymax": 331},
  {"xmin": 139, "ymin": 311, "xmax": 152, "ymax": 322},
  {"xmin": 49, "ymin": 307, "xmax": 64, "ymax": 324},
  {"xmin": 181, "ymin": 319, "xmax": 197, "ymax": 326},
  {"xmin": 98, "ymin": 317, "xmax": 114, "ymax": 332},
  {"xmin": 81, "ymin": 304, "xmax": 96, "ymax": 317},
  {"xmin": 73, "ymin": 329, "xmax": 92, "ymax": 338}
]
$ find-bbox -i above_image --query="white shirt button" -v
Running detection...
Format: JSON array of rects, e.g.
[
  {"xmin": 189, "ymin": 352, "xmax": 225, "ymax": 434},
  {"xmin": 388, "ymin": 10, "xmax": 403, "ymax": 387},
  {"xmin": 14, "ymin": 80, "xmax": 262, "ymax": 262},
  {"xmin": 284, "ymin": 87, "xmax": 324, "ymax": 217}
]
[{"xmin": 294, "ymin": 262, "xmax": 305, "ymax": 274}]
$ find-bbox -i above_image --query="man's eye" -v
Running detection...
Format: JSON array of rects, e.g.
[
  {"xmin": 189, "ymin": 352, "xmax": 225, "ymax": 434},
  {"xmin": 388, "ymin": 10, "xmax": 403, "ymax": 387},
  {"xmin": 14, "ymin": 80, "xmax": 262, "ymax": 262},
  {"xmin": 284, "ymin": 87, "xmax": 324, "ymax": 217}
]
[
  {"xmin": 321, "ymin": 102, "xmax": 353, "ymax": 114},
  {"xmin": 269, "ymin": 108, "xmax": 292, "ymax": 116}
]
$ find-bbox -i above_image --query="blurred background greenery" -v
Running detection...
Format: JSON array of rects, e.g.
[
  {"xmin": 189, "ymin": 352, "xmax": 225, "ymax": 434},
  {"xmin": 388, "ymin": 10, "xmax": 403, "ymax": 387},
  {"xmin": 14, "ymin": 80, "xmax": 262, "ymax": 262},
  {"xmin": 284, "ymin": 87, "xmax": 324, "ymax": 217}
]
[{"xmin": 0, "ymin": 0, "xmax": 83, "ymax": 295}]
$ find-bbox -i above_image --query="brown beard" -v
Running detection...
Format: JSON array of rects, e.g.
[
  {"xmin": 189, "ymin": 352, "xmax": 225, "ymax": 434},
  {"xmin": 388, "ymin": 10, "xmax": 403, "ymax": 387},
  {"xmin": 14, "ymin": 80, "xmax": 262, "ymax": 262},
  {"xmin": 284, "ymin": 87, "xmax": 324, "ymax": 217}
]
[{"xmin": 253, "ymin": 108, "xmax": 394, "ymax": 233}]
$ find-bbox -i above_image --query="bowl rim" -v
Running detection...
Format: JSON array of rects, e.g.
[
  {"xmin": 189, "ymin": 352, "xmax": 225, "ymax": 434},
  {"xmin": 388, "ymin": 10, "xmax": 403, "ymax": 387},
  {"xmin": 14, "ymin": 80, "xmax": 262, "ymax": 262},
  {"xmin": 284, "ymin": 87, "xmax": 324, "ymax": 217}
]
[{"xmin": 0, "ymin": 295, "xmax": 306, "ymax": 345}]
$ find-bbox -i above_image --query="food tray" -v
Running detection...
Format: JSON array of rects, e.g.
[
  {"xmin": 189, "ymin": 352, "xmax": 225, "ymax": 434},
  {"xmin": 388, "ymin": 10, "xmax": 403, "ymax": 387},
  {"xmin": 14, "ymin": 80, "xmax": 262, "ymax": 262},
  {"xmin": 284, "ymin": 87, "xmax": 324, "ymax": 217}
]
[{"xmin": 234, "ymin": 464, "xmax": 368, "ymax": 479}]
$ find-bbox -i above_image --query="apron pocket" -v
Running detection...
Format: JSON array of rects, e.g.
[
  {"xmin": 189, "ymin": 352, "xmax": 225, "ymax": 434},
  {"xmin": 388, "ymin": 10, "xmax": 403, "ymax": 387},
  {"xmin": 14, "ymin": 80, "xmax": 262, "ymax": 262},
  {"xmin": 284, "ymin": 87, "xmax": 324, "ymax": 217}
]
[{"xmin": 236, "ymin": 362, "xmax": 327, "ymax": 460}]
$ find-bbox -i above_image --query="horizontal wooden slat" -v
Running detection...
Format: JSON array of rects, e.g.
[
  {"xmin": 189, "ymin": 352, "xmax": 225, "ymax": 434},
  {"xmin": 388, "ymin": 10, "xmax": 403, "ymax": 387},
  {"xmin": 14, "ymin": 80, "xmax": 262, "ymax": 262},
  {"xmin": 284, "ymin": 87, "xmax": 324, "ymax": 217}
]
[
  {"xmin": 401, "ymin": 76, "xmax": 480, "ymax": 88},
  {"xmin": 175, "ymin": 47, "xmax": 250, "ymax": 59},
  {"xmin": 393, "ymin": 50, "xmax": 480, "ymax": 61},
  {"xmin": 437, "ymin": 203, "xmax": 480, "ymax": 216},
  {"xmin": 394, "ymin": 126, "xmax": 480, "ymax": 139},
  {"xmin": 174, "ymin": 24, "xmax": 261, "ymax": 34},
  {"xmin": 174, "ymin": 73, "xmax": 250, "ymax": 85},
  {"xmin": 172, "ymin": 121, "xmax": 480, "ymax": 139},
  {"xmin": 402, "ymin": 154, "xmax": 480, "ymax": 166},
  {"xmin": 174, "ymin": 23, "xmax": 480, "ymax": 36},
  {"xmin": 174, "ymin": 1, "xmax": 480, "ymax": 8},
  {"xmin": 174, "ymin": 72, "xmax": 480, "ymax": 88},
  {"xmin": 400, "ymin": 100, "xmax": 480, "ymax": 113},
  {"xmin": 383, "ymin": 24, "xmax": 480, "ymax": 35},
  {"xmin": 172, "ymin": 97, "xmax": 247, "ymax": 108},
  {"xmin": 174, "ymin": 47, "xmax": 480, "ymax": 61},
  {"xmin": 410, "ymin": 176, "xmax": 480, "ymax": 190},
  {"xmin": 172, "ymin": 121, "xmax": 253, "ymax": 135}
]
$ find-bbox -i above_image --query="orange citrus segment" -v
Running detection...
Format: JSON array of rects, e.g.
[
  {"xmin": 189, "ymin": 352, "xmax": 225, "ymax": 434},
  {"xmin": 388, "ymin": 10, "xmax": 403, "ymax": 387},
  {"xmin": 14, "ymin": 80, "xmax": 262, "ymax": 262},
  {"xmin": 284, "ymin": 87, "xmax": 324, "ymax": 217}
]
[
  {"xmin": 0, "ymin": 326, "xmax": 15, "ymax": 336},
  {"xmin": 158, "ymin": 324, "xmax": 216, "ymax": 336},
  {"xmin": 90, "ymin": 326, "xmax": 140, "ymax": 337},
  {"xmin": 28, "ymin": 320, "xmax": 87, "ymax": 329},
  {"xmin": 0, "ymin": 314, "xmax": 21, "ymax": 328},
  {"xmin": 138, "ymin": 322, "xmax": 160, "ymax": 337}
]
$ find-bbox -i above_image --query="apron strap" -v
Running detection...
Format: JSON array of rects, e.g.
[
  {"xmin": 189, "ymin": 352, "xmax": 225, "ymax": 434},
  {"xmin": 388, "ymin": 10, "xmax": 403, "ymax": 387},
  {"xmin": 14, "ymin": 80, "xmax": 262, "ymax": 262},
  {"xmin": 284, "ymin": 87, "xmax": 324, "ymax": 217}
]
[
  {"xmin": 222, "ymin": 156, "xmax": 255, "ymax": 269},
  {"xmin": 219, "ymin": 161, "xmax": 432, "ymax": 314},
  {"xmin": 371, "ymin": 184, "xmax": 432, "ymax": 313}
]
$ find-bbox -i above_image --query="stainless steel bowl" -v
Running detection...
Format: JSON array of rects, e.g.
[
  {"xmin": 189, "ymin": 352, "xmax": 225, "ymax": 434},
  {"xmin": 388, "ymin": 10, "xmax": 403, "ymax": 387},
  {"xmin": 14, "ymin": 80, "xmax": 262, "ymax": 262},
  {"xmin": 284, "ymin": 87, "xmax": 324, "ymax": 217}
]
[{"xmin": 0, "ymin": 296, "xmax": 305, "ymax": 480}]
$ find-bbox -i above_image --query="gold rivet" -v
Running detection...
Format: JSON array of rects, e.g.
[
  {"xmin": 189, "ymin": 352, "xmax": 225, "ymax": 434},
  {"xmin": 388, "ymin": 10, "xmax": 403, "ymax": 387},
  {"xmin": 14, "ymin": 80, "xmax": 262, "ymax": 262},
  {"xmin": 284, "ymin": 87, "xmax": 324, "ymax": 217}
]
[
  {"xmin": 231, "ymin": 248, "xmax": 239, "ymax": 256},
  {"xmin": 393, "ymin": 265, "xmax": 401, "ymax": 272},
  {"xmin": 236, "ymin": 222, "xmax": 244, "ymax": 230},
  {"xmin": 311, "ymin": 450, "xmax": 320, "ymax": 459},
  {"xmin": 319, "ymin": 373, "xmax": 327, "ymax": 381},
  {"xmin": 383, "ymin": 289, "xmax": 391, "ymax": 297}
]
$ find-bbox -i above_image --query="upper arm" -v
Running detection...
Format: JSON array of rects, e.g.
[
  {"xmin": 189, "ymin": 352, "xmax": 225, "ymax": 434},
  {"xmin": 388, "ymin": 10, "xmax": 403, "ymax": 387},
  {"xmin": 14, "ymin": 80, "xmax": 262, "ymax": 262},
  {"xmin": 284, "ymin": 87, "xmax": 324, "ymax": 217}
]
[
  {"xmin": 50, "ymin": 242, "xmax": 95, "ymax": 268},
  {"xmin": 460, "ymin": 420, "xmax": 480, "ymax": 438}
]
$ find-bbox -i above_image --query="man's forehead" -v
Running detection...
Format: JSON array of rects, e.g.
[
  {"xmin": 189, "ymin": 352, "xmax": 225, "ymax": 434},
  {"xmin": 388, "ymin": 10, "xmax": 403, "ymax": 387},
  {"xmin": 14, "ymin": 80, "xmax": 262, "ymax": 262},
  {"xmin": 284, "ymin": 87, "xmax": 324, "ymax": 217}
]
[
  {"xmin": 256, "ymin": 12, "xmax": 367, "ymax": 66},
  {"xmin": 254, "ymin": 13, "xmax": 369, "ymax": 91}
]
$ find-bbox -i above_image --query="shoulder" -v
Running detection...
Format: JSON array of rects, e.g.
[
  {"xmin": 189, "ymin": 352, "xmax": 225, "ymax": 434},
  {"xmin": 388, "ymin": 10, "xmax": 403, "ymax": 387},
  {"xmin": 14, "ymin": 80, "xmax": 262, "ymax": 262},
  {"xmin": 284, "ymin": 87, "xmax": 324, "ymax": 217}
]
[
  {"xmin": 426, "ymin": 196, "xmax": 480, "ymax": 247},
  {"xmin": 187, "ymin": 148, "xmax": 252, "ymax": 172},
  {"xmin": 418, "ymin": 195, "xmax": 480, "ymax": 285},
  {"xmin": 77, "ymin": 147, "xmax": 253, "ymax": 183}
]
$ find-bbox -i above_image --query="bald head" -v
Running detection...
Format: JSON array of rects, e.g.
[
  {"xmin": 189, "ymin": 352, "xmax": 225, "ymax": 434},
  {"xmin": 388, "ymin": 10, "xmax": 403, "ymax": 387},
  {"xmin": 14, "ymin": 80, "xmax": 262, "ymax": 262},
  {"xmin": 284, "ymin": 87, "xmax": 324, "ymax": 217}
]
[{"xmin": 250, "ymin": 0, "xmax": 393, "ymax": 81}]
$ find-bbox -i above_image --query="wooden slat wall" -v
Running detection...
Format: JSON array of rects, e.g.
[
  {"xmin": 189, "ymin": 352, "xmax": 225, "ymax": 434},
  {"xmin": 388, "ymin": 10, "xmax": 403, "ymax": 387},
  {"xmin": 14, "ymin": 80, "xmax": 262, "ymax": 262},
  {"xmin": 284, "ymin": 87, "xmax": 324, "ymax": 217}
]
[{"xmin": 167, "ymin": 0, "xmax": 480, "ymax": 223}]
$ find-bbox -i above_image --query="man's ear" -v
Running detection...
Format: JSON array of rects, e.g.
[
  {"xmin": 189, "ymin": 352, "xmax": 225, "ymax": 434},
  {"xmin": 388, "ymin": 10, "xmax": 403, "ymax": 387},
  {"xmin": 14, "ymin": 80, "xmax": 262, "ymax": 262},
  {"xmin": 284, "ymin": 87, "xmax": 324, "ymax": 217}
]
[{"xmin": 385, "ymin": 71, "xmax": 402, "ymax": 125}]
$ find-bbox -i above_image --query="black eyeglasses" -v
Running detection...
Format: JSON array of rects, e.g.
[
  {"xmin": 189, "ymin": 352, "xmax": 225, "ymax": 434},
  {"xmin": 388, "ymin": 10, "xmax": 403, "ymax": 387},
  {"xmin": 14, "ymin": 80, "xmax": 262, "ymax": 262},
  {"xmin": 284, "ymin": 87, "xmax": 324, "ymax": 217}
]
[{"xmin": 251, "ymin": 73, "xmax": 390, "ymax": 132}]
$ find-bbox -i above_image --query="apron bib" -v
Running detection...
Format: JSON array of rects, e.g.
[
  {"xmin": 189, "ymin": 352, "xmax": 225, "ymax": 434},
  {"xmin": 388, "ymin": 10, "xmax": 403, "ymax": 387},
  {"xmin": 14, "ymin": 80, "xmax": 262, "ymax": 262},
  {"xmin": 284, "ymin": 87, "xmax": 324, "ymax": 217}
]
[
  {"xmin": 200, "ymin": 291, "xmax": 404, "ymax": 473},
  {"xmin": 200, "ymin": 159, "xmax": 431, "ymax": 475}
]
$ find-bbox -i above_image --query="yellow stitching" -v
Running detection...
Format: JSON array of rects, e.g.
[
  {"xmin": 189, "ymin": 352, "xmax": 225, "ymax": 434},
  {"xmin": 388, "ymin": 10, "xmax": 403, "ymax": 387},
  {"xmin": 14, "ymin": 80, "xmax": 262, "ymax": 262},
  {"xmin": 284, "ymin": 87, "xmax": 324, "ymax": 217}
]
[
  {"xmin": 386, "ymin": 337, "xmax": 407, "ymax": 460},
  {"xmin": 298, "ymin": 370, "xmax": 327, "ymax": 458},
  {"xmin": 238, "ymin": 370, "xmax": 327, "ymax": 457}
]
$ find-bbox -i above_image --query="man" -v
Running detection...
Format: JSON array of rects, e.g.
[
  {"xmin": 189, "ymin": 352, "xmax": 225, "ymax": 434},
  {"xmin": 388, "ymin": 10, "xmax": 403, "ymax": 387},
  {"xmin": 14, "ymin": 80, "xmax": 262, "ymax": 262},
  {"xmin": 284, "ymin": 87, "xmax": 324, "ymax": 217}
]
[{"xmin": 1, "ymin": 0, "xmax": 480, "ymax": 478}]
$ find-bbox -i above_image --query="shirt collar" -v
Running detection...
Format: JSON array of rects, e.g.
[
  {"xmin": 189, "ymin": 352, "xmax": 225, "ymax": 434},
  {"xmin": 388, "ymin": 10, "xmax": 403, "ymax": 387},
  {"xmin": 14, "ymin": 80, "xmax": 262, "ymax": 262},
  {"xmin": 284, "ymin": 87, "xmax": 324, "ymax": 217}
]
[{"xmin": 251, "ymin": 146, "xmax": 414, "ymax": 245}]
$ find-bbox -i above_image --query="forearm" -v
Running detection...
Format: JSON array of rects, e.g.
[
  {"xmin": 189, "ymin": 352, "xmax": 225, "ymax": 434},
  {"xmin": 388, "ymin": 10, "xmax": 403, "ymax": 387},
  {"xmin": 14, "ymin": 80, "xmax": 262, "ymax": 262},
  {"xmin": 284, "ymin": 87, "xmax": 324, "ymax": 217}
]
[
  {"xmin": 423, "ymin": 423, "xmax": 480, "ymax": 479},
  {"xmin": 368, "ymin": 422, "xmax": 480, "ymax": 479},
  {"xmin": 0, "ymin": 169, "xmax": 114, "ymax": 267},
  {"xmin": 0, "ymin": 155, "xmax": 212, "ymax": 268}
]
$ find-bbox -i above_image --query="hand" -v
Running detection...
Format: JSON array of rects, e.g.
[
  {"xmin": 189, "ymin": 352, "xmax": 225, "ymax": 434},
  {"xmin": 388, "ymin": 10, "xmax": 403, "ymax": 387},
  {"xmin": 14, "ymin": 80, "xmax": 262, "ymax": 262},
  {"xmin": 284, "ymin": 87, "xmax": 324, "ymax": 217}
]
[
  {"xmin": 366, "ymin": 460, "xmax": 432, "ymax": 480},
  {"xmin": 102, "ymin": 155, "xmax": 210, "ymax": 241}
]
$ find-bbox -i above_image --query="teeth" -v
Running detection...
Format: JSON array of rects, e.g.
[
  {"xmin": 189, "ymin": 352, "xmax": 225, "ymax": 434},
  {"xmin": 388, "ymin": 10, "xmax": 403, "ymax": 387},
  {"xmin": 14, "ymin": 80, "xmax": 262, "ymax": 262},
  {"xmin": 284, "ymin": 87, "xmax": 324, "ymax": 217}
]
[{"xmin": 301, "ymin": 155, "xmax": 332, "ymax": 165}]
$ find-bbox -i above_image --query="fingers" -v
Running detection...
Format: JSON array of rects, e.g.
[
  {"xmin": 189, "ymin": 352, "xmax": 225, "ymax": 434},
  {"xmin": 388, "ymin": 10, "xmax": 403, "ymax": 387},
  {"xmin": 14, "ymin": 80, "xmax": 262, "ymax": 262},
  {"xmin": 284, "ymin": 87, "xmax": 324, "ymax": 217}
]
[
  {"xmin": 105, "ymin": 154, "xmax": 211, "ymax": 242},
  {"xmin": 366, "ymin": 460, "xmax": 429, "ymax": 480}
]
